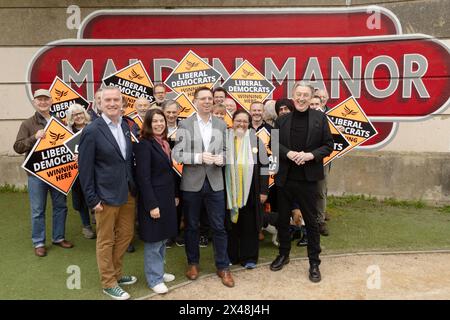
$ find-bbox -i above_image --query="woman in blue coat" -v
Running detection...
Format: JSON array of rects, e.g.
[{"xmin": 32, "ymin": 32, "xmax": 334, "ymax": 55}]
[{"xmin": 134, "ymin": 109, "xmax": 178, "ymax": 294}]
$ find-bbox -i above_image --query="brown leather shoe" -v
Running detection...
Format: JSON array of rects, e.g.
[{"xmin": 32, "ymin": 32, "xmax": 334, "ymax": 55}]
[
  {"xmin": 35, "ymin": 247, "xmax": 47, "ymax": 257},
  {"xmin": 186, "ymin": 264, "xmax": 199, "ymax": 280},
  {"xmin": 53, "ymin": 240, "xmax": 74, "ymax": 248},
  {"xmin": 217, "ymin": 269, "xmax": 235, "ymax": 288}
]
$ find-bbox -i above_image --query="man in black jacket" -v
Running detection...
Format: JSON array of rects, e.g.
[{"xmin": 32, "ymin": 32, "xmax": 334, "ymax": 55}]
[{"xmin": 270, "ymin": 81, "xmax": 333, "ymax": 283}]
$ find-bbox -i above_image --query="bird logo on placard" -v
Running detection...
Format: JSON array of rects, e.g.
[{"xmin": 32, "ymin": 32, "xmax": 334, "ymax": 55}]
[
  {"xmin": 185, "ymin": 60, "xmax": 199, "ymax": 70},
  {"xmin": 49, "ymin": 131, "xmax": 66, "ymax": 145},
  {"xmin": 242, "ymin": 69, "xmax": 255, "ymax": 78},
  {"xmin": 54, "ymin": 89, "xmax": 68, "ymax": 101},
  {"xmin": 179, "ymin": 105, "xmax": 192, "ymax": 115},
  {"xmin": 129, "ymin": 69, "xmax": 144, "ymax": 81},
  {"xmin": 341, "ymin": 106, "xmax": 358, "ymax": 117}
]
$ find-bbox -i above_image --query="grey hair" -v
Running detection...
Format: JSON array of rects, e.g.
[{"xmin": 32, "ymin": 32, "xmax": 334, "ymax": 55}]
[
  {"xmin": 66, "ymin": 104, "xmax": 91, "ymax": 127},
  {"xmin": 101, "ymin": 86, "xmax": 122, "ymax": 102},
  {"xmin": 292, "ymin": 81, "xmax": 315, "ymax": 96},
  {"xmin": 263, "ymin": 100, "xmax": 277, "ymax": 124},
  {"xmin": 161, "ymin": 99, "xmax": 181, "ymax": 110}
]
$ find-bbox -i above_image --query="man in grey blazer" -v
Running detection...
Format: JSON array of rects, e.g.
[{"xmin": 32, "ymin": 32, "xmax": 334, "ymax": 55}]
[{"xmin": 173, "ymin": 87, "xmax": 234, "ymax": 288}]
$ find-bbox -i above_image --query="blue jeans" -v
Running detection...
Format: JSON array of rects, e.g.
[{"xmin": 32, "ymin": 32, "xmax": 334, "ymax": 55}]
[
  {"xmin": 183, "ymin": 179, "xmax": 230, "ymax": 270},
  {"xmin": 144, "ymin": 240, "xmax": 166, "ymax": 288},
  {"xmin": 27, "ymin": 175, "xmax": 68, "ymax": 248}
]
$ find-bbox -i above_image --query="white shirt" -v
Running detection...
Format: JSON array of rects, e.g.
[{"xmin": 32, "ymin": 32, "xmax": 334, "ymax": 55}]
[
  {"xmin": 196, "ymin": 113, "xmax": 213, "ymax": 151},
  {"xmin": 102, "ymin": 113, "xmax": 127, "ymax": 159},
  {"xmin": 195, "ymin": 113, "xmax": 213, "ymax": 164},
  {"xmin": 168, "ymin": 125, "xmax": 177, "ymax": 137}
]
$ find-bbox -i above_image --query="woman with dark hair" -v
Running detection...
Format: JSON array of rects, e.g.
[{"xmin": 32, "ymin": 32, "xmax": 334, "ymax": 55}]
[
  {"xmin": 225, "ymin": 109, "xmax": 269, "ymax": 269},
  {"xmin": 275, "ymin": 98, "xmax": 295, "ymax": 117},
  {"xmin": 134, "ymin": 109, "xmax": 178, "ymax": 294}
]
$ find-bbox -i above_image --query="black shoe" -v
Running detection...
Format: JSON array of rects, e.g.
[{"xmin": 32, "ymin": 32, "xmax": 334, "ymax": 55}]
[
  {"xmin": 166, "ymin": 239, "xmax": 175, "ymax": 249},
  {"xmin": 296, "ymin": 237, "xmax": 308, "ymax": 247},
  {"xmin": 319, "ymin": 223, "xmax": 329, "ymax": 236},
  {"xmin": 126, "ymin": 244, "xmax": 135, "ymax": 253},
  {"xmin": 270, "ymin": 255, "xmax": 290, "ymax": 271},
  {"xmin": 199, "ymin": 236, "xmax": 208, "ymax": 248},
  {"xmin": 309, "ymin": 264, "xmax": 321, "ymax": 283}
]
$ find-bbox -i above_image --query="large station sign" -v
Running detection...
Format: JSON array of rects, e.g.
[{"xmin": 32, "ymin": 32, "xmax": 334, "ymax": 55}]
[{"xmin": 26, "ymin": 7, "xmax": 450, "ymax": 150}]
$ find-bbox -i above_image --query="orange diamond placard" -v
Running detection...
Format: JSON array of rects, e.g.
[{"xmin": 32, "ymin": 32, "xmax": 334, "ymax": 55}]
[
  {"xmin": 165, "ymin": 50, "xmax": 221, "ymax": 100},
  {"xmin": 22, "ymin": 117, "xmax": 78, "ymax": 195},
  {"xmin": 174, "ymin": 93, "xmax": 198, "ymax": 119},
  {"xmin": 224, "ymin": 110, "xmax": 233, "ymax": 128},
  {"xmin": 326, "ymin": 96, "xmax": 378, "ymax": 157},
  {"xmin": 103, "ymin": 60, "xmax": 154, "ymax": 116},
  {"xmin": 256, "ymin": 127, "xmax": 275, "ymax": 188},
  {"xmin": 323, "ymin": 117, "xmax": 351, "ymax": 166},
  {"xmin": 222, "ymin": 60, "xmax": 275, "ymax": 113},
  {"xmin": 168, "ymin": 128, "xmax": 183, "ymax": 177},
  {"xmin": 49, "ymin": 77, "xmax": 89, "ymax": 122}
]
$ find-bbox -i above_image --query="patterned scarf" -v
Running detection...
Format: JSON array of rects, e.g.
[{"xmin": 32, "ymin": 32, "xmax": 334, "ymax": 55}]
[
  {"xmin": 225, "ymin": 129, "xmax": 254, "ymax": 223},
  {"xmin": 154, "ymin": 134, "xmax": 171, "ymax": 159}
]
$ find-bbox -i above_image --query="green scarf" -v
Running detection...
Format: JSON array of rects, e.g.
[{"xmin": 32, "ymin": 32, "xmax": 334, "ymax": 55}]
[{"xmin": 225, "ymin": 129, "xmax": 254, "ymax": 223}]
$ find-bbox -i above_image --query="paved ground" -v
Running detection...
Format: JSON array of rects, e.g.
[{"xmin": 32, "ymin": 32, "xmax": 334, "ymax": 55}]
[{"xmin": 142, "ymin": 252, "xmax": 450, "ymax": 300}]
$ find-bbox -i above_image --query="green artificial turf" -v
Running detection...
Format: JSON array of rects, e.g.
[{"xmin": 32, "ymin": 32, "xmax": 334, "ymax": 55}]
[{"xmin": 0, "ymin": 192, "xmax": 449, "ymax": 300}]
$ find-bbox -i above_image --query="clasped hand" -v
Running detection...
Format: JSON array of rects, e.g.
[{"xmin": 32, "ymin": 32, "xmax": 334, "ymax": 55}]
[
  {"xmin": 287, "ymin": 151, "xmax": 314, "ymax": 165},
  {"xmin": 201, "ymin": 152, "xmax": 223, "ymax": 166}
]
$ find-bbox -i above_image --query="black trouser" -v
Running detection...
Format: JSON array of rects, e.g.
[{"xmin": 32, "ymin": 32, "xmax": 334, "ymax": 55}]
[
  {"xmin": 227, "ymin": 204, "xmax": 259, "ymax": 265},
  {"xmin": 277, "ymin": 179, "xmax": 321, "ymax": 266}
]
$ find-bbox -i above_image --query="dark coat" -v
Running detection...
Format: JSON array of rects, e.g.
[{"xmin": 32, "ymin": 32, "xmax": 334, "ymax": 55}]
[
  {"xmin": 226, "ymin": 131, "xmax": 269, "ymax": 233},
  {"xmin": 274, "ymin": 108, "xmax": 333, "ymax": 187},
  {"xmin": 134, "ymin": 138, "xmax": 178, "ymax": 243},
  {"xmin": 78, "ymin": 116, "xmax": 137, "ymax": 209}
]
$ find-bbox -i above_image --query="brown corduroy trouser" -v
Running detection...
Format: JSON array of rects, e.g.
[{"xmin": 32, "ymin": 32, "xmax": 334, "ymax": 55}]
[{"xmin": 95, "ymin": 193, "xmax": 135, "ymax": 289}]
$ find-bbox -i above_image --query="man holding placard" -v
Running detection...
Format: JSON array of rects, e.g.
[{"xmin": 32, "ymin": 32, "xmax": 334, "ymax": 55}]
[{"xmin": 14, "ymin": 89, "xmax": 73, "ymax": 257}]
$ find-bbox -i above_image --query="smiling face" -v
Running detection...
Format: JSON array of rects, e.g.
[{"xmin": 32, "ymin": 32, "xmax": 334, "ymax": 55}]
[
  {"xmin": 250, "ymin": 102, "xmax": 264, "ymax": 125},
  {"xmin": 33, "ymin": 96, "xmax": 52, "ymax": 116},
  {"xmin": 213, "ymin": 91, "xmax": 226, "ymax": 105},
  {"xmin": 194, "ymin": 89, "xmax": 214, "ymax": 116},
  {"xmin": 212, "ymin": 109, "xmax": 226, "ymax": 120},
  {"xmin": 151, "ymin": 113, "xmax": 166, "ymax": 136},
  {"xmin": 309, "ymin": 97, "xmax": 322, "ymax": 111},
  {"xmin": 233, "ymin": 111, "xmax": 250, "ymax": 137},
  {"xmin": 316, "ymin": 89, "xmax": 329, "ymax": 108},
  {"xmin": 73, "ymin": 110, "xmax": 86, "ymax": 127},
  {"xmin": 134, "ymin": 98, "xmax": 151, "ymax": 118},
  {"xmin": 163, "ymin": 103, "xmax": 179, "ymax": 127},
  {"xmin": 101, "ymin": 88, "xmax": 123, "ymax": 122},
  {"xmin": 292, "ymin": 85, "xmax": 313, "ymax": 112}
]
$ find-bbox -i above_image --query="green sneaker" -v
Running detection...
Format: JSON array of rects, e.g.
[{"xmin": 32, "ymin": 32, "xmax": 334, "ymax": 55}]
[
  {"xmin": 118, "ymin": 275, "xmax": 137, "ymax": 285},
  {"xmin": 103, "ymin": 286, "xmax": 130, "ymax": 300}
]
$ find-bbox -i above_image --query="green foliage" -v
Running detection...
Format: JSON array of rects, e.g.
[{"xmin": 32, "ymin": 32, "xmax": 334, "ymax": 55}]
[
  {"xmin": 328, "ymin": 194, "xmax": 427, "ymax": 209},
  {"xmin": 439, "ymin": 206, "xmax": 450, "ymax": 214},
  {"xmin": 0, "ymin": 183, "xmax": 27, "ymax": 193}
]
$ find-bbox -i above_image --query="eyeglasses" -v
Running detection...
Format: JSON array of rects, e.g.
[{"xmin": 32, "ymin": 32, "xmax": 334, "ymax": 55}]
[{"xmin": 73, "ymin": 112, "xmax": 84, "ymax": 117}]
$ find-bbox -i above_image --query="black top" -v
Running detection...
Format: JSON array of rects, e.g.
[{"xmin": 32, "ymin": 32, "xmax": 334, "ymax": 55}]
[
  {"xmin": 289, "ymin": 108, "xmax": 309, "ymax": 180},
  {"xmin": 274, "ymin": 108, "xmax": 333, "ymax": 186}
]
